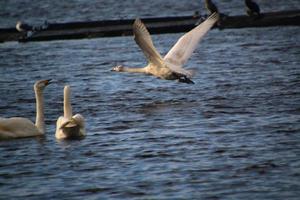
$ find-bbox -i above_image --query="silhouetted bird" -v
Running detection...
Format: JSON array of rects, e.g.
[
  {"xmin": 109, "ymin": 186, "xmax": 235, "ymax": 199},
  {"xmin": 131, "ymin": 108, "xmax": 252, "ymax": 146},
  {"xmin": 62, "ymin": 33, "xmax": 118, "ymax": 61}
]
[
  {"xmin": 245, "ymin": 0, "xmax": 261, "ymax": 18},
  {"xmin": 205, "ymin": 0, "xmax": 219, "ymax": 15},
  {"xmin": 202, "ymin": 0, "xmax": 223, "ymax": 29}
]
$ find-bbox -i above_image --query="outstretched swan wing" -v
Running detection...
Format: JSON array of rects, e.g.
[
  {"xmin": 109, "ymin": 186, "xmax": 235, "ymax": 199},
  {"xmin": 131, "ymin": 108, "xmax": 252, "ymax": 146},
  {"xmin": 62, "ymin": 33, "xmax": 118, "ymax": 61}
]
[
  {"xmin": 133, "ymin": 19, "xmax": 165, "ymax": 68},
  {"xmin": 164, "ymin": 13, "xmax": 219, "ymax": 73}
]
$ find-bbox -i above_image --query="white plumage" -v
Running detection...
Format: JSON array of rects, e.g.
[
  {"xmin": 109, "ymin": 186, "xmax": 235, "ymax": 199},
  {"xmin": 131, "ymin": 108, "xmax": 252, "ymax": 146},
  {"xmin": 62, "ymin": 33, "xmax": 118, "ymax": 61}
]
[
  {"xmin": 112, "ymin": 13, "xmax": 219, "ymax": 84},
  {"xmin": 0, "ymin": 80, "xmax": 51, "ymax": 140},
  {"xmin": 55, "ymin": 85, "xmax": 85, "ymax": 139}
]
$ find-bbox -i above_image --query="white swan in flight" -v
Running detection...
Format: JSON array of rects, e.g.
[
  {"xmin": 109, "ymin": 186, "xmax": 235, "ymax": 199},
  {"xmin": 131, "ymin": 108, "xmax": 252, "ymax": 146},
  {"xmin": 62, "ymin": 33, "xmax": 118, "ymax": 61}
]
[
  {"xmin": 112, "ymin": 12, "xmax": 219, "ymax": 84},
  {"xmin": 55, "ymin": 85, "xmax": 85, "ymax": 140},
  {"xmin": 0, "ymin": 79, "xmax": 51, "ymax": 140}
]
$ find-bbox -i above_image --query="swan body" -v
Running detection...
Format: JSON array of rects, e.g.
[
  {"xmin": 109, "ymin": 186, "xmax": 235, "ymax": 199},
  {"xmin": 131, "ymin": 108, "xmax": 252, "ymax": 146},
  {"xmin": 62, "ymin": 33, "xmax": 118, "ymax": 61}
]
[
  {"xmin": 0, "ymin": 80, "xmax": 51, "ymax": 140},
  {"xmin": 55, "ymin": 85, "xmax": 85, "ymax": 140},
  {"xmin": 112, "ymin": 12, "xmax": 219, "ymax": 84}
]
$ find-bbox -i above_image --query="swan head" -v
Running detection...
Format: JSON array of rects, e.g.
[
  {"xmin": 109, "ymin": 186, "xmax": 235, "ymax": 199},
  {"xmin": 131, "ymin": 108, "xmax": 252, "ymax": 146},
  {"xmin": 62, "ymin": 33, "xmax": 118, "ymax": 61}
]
[
  {"xmin": 34, "ymin": 79, "xmax": 52, "ymax": 91},
  {"xmin": 111, "ymin": 65, "xmax": 124, "ymax": 72},
  {"xmin": 64, "ymin": 85, "xmax": 71, "ymax": 95}
]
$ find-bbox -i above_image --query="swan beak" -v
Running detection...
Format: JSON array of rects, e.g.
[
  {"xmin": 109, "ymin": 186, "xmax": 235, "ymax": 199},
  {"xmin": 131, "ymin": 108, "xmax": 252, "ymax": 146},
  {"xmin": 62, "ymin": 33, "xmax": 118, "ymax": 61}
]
[
  {"xmin": 45, "ymin": 79, "xmax": 52, "ymax": 85},
  {"xmin": 111, "ymin": 65, "xmax": 123, "ymax": 72}
]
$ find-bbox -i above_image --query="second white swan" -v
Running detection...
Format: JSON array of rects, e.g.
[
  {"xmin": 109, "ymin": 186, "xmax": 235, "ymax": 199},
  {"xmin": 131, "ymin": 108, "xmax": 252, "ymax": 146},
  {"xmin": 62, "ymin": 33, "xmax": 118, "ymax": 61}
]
[{"xmin": 55, "ymin": 85, "xmax": 86, "ymax": 139}]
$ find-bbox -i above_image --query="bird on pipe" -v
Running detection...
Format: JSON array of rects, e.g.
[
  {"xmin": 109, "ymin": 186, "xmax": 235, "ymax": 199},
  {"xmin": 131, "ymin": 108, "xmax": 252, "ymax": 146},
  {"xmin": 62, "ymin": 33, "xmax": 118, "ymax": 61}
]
[
  {"xmin": 111, "ymin": 12, "xmax": 219, "ymax": 84},
  {"xmin": 245, "ymin": 0, "xmax": 261, "ymax": 18},
  {"xmin": 16, "ymin": 21, "xmax": 49, "ymax": 38}
]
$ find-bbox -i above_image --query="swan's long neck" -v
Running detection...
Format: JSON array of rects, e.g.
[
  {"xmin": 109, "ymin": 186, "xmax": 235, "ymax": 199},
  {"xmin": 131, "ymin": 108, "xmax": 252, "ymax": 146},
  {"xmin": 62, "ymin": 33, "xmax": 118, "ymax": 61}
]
[
  {"xmin": 34, "ymin": 88, "xmax": 45, "ymax": 134},
  {"xmin": 122, "ymin": 66, "xmax": 148, "ymax": 73},
  {"xmin": 64, "ymin": 86, "xmax": 72, "ymax": 119}
]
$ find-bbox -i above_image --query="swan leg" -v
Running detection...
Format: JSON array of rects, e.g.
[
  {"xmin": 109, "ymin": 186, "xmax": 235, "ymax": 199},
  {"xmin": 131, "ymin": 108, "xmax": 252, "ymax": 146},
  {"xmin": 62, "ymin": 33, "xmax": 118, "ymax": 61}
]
[
  {"xmin": 178, "ymin": 76, "xmax": 195, "ymax": 84},
  {"xmin": 172, "ymin": 72, "xmax": 195, "ymax": 84}
]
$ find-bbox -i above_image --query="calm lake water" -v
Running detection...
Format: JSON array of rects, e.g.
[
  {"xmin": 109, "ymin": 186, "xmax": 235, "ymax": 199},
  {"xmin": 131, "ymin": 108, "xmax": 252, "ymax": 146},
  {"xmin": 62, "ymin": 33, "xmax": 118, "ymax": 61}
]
[{"xmin": 1, "ymin": 0, "xmax": 300, "ymax": 199}]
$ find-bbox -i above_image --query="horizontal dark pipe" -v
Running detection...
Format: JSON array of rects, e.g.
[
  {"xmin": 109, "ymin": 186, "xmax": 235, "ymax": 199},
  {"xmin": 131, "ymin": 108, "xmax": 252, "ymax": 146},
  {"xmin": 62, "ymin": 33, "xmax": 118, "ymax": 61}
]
[{"xmin": 0, "ymin": 10, "xmax": 299, "ymax": 43}]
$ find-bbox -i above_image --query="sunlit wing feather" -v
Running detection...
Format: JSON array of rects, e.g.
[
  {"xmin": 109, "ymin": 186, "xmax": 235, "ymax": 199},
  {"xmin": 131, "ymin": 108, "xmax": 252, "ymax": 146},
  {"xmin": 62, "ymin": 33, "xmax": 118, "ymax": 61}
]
[
  {"xmin": 164, "ymin": 13, "xmax": 219, "ymax": 73},
  {"xmin": 133, "ymin": 19, "xmax": 165, "ymax": 68},
  {"xmin": 164, "ymin": 60, "xmax": 196, "ymax": 78}
]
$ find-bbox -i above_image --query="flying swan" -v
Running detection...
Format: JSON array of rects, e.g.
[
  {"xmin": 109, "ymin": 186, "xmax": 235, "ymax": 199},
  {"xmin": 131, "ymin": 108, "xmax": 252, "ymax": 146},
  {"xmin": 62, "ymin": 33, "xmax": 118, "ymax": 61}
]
[
  {"xmin": 55, "ymin": 85, "xmax": 85, "ymax": 139},
  {"xmin": 112, "ymin": 12, "xmax": 219, "ymax": 84},
  {"xmin": 0, "ymin": 79, "xmax": 51, "ymax": 140}
]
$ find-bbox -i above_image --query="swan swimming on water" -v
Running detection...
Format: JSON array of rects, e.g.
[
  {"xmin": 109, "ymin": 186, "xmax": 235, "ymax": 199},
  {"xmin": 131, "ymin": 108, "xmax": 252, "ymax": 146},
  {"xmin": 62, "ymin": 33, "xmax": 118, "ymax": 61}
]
[
  {"xmin": 112, "ymin": 12, "xmax": 219, "ymax": 84},
  {"xmin": 0, "ymin": 79, "xmax": 51, "ymax": 140},
  {"xmin": 55, "ymin": 85, "xmax": 85, "ymax": 140}
]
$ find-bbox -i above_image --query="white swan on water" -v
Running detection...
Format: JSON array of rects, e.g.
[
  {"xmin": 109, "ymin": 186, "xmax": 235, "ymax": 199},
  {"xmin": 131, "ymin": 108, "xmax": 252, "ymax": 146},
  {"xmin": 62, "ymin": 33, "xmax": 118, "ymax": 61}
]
[
  {"xmin": 112, "ymin": 12, "xmax": 219, "ymax": 84},
  {"xmin": 0, "ymin": 79, "xmax": 51, "ymax": 140},
  {"xmin": 55, "ymin": 85, "xmax": 85, "ymax": 140}
]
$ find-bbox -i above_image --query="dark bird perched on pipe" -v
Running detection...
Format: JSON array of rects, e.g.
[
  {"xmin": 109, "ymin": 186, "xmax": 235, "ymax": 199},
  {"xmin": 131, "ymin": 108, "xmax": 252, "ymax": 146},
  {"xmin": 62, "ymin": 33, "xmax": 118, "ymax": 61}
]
[
  {"xmin": 205, "ymin": 0, "xmax": 219, "ymax": 15},
  {"xmin": 16, "ymin": 21, "xmax": 34, "ymax": 32},
  {"xmin": 245, "ymin": 0, "xmax": 261, "ymax": 19},
  {"xmin": 16, "ymin": 21, "xmax": 35, "ymax": 38},
  {"xmin": 202, "ymin": 0, "xmax": 224, "ymax": 29},
  {"xmin": 16, "ymin": 21, "xmax": 49, "ymax": 39}
]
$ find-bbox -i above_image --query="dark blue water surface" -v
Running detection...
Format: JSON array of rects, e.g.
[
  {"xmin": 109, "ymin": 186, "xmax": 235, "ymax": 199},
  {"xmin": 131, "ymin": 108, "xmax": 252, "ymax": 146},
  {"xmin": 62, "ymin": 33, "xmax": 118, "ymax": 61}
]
[{"xmin": 1, "ymin": 1, "xmax": 300, "ymax": 199}]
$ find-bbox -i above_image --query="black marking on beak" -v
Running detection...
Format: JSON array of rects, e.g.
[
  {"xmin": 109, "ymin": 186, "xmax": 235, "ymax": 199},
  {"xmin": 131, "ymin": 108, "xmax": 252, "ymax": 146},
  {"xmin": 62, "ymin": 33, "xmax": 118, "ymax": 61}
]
[{"xmin": 46, "ymin": 79, "xmax": 52, "ymax": 85}]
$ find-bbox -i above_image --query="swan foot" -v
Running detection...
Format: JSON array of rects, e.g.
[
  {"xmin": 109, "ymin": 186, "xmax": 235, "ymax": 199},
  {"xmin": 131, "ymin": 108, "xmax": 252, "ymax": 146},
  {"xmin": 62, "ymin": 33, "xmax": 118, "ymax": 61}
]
[{"xmin": 177, "ymin": 76, "xmax": 195, "ymax": 84}]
